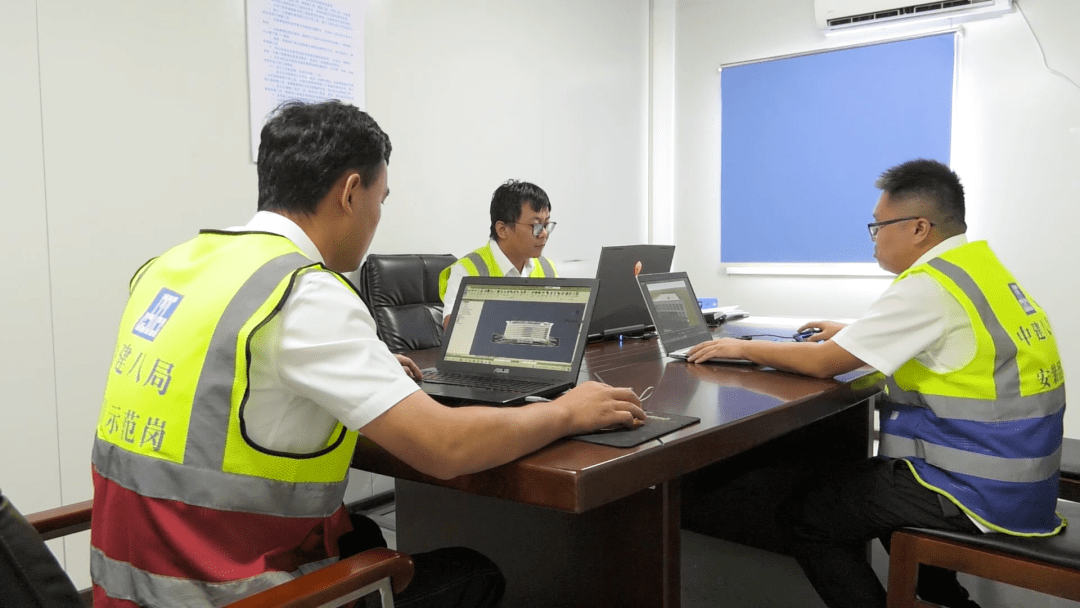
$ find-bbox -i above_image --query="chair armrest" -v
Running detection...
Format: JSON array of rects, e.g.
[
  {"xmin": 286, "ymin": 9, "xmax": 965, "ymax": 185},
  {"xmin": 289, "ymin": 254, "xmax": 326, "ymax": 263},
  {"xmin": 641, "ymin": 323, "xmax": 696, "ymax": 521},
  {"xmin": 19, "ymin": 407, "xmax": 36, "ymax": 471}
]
[
  {"xmin": 224, "ymin": 547, "xmax": 415, "ymax": 608},
  {"xmin": 26, "ymin": 500, "xmax": 93, "ymax": 541}
]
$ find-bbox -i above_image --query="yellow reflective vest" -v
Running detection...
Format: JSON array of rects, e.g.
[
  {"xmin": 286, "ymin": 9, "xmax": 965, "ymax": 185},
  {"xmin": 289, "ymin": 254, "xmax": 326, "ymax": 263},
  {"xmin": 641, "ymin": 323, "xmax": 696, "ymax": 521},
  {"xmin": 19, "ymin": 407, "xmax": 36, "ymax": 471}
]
[
  {"xmin": 879, "ymin": 240, "xmax": 1065, "ymax": 535},
  {"xmin": 91, "ymin": 231, "xmax": 359, "ymax": 608},
  {"xmin": 439, "ymin": 241, "xmax": 557, "ymax": 301}
]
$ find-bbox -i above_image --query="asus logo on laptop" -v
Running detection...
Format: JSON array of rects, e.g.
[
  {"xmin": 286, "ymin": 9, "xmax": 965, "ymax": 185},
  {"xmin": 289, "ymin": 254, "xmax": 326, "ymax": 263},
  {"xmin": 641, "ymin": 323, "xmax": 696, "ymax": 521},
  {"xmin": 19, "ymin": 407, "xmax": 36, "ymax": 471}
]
[{"xmin": 494, "ymin": 368, "xmax": 511, "ymax": 374}]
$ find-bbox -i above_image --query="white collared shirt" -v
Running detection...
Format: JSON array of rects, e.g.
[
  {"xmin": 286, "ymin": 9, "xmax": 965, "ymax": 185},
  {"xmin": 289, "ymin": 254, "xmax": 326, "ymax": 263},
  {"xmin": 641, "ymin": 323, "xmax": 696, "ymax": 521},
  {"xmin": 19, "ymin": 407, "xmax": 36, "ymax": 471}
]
[
  {"xmin": 226, "ymin": 212, "xmax": 420, "ymax": 453},
  {"xmin": 833, "ymin": 234, "xmax": 976, "ymax": 377},
  {"xmin": 441, "ymin": 239, "xmax": 536, "ymax": 320}
]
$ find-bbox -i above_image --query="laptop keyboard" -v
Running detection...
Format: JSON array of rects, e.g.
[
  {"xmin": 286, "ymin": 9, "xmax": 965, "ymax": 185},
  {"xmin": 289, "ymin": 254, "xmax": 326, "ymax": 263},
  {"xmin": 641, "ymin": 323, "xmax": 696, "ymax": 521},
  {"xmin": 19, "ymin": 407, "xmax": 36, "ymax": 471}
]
[{"xmin": 421, "ymin": 370, "xmax": 552, "ymax": 394}]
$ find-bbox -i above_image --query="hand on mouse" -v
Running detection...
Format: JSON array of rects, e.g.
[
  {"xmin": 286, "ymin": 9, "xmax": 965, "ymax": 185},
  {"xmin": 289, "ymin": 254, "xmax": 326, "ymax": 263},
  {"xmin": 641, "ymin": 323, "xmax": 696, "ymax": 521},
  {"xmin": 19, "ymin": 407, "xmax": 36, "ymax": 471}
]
[{"xmin": 796, "ymin": 320, "xmax": 845, "ymax": 342}]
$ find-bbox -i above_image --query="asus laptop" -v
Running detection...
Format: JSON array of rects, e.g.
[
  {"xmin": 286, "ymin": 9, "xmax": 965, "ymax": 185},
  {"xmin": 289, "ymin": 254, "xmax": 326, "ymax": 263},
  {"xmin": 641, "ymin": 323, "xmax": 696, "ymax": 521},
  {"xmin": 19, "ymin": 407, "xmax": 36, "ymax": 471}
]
[
  {"xmin": 420, "ymin": 276, "xmax": 599, "ymax": 406},
  {"xmin": 636, "ymin": 271, "xmax": 753, "ymax": 364},
  {"xmin": 587, "ymin": 244, "xmax": 676, "ymax": 340}
]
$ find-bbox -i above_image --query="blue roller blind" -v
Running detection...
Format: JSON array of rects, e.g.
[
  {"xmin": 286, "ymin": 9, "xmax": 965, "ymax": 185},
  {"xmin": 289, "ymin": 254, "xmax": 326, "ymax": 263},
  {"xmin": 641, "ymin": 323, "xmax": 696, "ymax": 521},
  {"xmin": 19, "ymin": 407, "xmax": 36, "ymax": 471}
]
[{"xmin": 720, "ymin": 33, "xmax": 955, "ymax": 263}]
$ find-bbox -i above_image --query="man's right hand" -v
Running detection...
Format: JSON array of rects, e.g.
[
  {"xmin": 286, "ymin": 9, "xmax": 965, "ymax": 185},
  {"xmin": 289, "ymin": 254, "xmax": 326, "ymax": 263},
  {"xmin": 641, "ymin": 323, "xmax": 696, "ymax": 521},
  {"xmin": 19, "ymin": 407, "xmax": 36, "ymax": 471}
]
[
  {"xmin": 553, "ymin": 381, "xmax": 645, "ymax": 435},
  {"xmin": 362, "ymin": 380, "xmax": 645, "ymax": 480},
  {"xmin": 798, "ymin": 320, "xmax": 846, "ymax": 342}
]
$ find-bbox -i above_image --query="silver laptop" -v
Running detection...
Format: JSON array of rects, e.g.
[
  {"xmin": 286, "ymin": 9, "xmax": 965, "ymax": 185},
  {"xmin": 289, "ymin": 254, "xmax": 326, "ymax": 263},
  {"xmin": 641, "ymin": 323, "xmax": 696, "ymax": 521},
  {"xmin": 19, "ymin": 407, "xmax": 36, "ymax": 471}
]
[
  {"xmin": 420, "ymin": 276, "xmax": 599, "ymax": 405},
  {"xmin": 636, "ymin": 272, "xmax": 753, "ymax": 364},
  {"xmin": 588, "ymin": 244, "xmax": 676, "ymax": 340}
]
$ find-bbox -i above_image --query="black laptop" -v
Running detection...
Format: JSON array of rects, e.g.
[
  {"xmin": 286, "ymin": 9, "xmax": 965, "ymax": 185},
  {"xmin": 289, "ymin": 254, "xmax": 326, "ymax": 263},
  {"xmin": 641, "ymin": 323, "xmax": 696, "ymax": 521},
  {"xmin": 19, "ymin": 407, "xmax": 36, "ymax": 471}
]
[
  {"xmin": 587, "ymin": 244, "xmax": 675, "ymax": 340},
  {"xmin": 419, "ymin": 276, "xmax": 599, "ymax": 406},
  {"xmin": 636, "ymin": 272, "xmax": 753, "ymax": 364}
]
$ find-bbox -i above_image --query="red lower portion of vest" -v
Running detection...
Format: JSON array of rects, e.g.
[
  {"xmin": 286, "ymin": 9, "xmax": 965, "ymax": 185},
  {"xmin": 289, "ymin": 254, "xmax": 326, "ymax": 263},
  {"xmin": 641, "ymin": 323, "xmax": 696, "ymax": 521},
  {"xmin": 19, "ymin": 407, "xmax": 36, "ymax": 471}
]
[{"xmin": 90, "ymin": 468, "xmax": 351, "ymax": 605}]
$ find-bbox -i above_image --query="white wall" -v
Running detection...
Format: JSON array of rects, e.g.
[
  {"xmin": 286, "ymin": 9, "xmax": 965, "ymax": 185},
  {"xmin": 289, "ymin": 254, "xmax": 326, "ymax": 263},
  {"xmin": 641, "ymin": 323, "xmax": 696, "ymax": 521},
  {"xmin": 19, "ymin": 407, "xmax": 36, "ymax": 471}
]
[
  {"xmin": 0, "ymin": 0, "xmax": 649, "ymax": 587},
  {"xmin": 669, "ymin": 0, "xmax": 1080, "ymax": 439},
  {"xmin": 363, "ymin": 0, "xmax": 650, "ymax": 276},
  {"xmin": 0, "ymin": 0, "xmax": 62, "ymax": 524}
]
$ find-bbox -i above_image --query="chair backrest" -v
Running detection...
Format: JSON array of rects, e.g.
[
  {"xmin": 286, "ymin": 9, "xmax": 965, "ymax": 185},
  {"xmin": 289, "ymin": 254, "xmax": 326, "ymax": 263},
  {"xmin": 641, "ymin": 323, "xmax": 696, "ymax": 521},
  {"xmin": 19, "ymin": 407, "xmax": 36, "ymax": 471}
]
[
  {"xmin": 357, "ymin": 253, "xmax": 457, "ymax": 353},
  {"xmin": 0, "ymin": 490, "xmax": 84, "ymax": 608}
]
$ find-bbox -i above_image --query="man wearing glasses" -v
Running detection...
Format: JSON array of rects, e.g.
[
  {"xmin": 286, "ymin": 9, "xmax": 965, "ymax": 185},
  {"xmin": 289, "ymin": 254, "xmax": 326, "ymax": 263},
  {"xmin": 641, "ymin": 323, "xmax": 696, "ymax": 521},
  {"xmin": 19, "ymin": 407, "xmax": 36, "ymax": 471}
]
[
  {"xmin": 687, "ymin": 159, "xmax": 1064, "ymax": 608},
  {"xmin": 439, "ymin": 179, "xmax": 559, "ymax": 328}
]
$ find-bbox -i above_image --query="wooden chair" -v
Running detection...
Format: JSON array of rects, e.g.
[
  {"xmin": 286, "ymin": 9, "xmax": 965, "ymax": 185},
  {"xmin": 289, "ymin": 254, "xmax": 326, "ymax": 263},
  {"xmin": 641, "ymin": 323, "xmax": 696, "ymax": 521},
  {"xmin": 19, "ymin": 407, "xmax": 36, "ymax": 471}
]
[
  {"xmin": 6, "ymin": 492, "xmax": 414, "ymax": 608},
  {"xmin": 887, "ymin": 498, "xmax": 1080, "ymax": 607}
]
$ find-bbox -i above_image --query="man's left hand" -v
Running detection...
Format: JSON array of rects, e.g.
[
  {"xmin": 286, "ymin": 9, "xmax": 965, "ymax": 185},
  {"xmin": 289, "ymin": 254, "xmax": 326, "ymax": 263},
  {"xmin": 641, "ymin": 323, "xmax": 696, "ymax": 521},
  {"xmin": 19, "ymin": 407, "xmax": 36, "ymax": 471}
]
[
  {"xmin": 395, "ymin": 354, "xmax": 422, "ymax": 381},
  {"xmin": 686, "ymin": 338, "xmax": 746, "ymax": 364}
]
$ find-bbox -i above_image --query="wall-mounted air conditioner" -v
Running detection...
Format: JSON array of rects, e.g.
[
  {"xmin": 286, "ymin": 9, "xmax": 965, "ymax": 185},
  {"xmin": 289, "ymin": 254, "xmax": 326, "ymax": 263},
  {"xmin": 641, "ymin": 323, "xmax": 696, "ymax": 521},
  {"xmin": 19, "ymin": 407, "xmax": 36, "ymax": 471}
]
[{"xmin": 815, "ymin": 0, "xmax": 1013, "ymax": 32}]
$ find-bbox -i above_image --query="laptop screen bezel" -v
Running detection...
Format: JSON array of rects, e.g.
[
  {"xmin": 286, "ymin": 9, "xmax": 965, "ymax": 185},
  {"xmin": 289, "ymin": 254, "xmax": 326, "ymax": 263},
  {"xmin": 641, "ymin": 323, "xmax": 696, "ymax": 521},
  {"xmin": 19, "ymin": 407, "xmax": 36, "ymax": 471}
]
[
  {"xmin": 635, "ymin": 271, "xmax": 714, "ymax": 353},
  {"xmin": 588, "ymin": 244, "xmax": 676, "ymax": 339},
  {"xmin": 437, "ymin": 276, "xmax": 600, "ymax": 381}
]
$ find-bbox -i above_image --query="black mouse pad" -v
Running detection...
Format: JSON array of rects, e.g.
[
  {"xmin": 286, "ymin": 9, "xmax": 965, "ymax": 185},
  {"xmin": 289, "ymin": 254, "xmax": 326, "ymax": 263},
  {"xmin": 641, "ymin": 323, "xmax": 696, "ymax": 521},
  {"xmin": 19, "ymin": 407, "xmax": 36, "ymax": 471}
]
[{"xmin": 573, "ymin": 411, "xmax": 700, "ymax": 448}]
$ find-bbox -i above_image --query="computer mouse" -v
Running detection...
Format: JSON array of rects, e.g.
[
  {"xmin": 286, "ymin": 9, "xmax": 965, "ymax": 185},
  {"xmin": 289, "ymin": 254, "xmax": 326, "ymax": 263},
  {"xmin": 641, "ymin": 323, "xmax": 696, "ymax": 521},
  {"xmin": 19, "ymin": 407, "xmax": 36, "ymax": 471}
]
[{"xmin": 793, "ymin": 327, "xmax": 822, "ymax": 342}]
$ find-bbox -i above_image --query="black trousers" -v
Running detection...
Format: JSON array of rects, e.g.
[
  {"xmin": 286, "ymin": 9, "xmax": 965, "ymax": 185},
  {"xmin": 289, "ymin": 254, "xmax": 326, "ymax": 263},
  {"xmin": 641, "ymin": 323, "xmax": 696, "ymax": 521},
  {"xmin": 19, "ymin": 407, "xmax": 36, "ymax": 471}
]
[
  {"xmin": 780, "ymin": 457, "xmax": 981, "ymax": 608},
  {"xmin": 342, "ymin": 513, "xmax": 505, "ymax": 608}
]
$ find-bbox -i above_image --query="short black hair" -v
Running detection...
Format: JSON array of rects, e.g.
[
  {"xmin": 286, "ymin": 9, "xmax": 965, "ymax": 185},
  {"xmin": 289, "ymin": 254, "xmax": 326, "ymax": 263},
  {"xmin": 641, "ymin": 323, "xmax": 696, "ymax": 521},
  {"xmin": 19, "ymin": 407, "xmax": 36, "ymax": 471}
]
[
  {"xmin": 875, "ymin": 159, "xmax": 966, "ymax": 231},
  {"xmin": 489, "ymin": 180, "xmax": 551, "ymax": 240},
  {"xmin": 257, "ymin": 100, "xmax": 391, "ymax": 215}
]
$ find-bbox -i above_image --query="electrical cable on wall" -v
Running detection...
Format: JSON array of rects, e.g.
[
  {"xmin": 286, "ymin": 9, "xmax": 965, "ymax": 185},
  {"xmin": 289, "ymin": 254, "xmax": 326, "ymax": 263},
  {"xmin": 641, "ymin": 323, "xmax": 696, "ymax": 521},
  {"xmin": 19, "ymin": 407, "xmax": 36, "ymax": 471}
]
[{"xmin": 1014, "ymin": 0, "xmax": 1080, "ymax": 93}]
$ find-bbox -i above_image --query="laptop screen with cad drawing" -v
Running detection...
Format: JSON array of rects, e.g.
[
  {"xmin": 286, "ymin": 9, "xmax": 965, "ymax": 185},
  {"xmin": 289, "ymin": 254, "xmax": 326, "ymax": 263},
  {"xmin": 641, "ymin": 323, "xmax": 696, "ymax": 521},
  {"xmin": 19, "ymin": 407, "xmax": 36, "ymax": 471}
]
[{"xmin": 443, "ymin": 281, "xmax": 593, "ymax": 374}]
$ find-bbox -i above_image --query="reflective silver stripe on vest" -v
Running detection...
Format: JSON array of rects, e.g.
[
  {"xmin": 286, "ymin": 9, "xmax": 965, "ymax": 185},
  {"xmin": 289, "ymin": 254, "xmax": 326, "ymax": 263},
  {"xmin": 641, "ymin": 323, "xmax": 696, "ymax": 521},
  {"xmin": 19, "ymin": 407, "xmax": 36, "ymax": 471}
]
[
  {"xmin": 880, "ymin": 433, "xmax": 1062, "ymax": 483},
  {"xmin": 926, "ymin": 258, "xmax": 1021, "ymax": 400},
  {"xmin": 183, "ymin": 252, "xmax": 313, "ymax": 470},
  {"xmin": 91, "ymin": 546, "xmax": 335, "ymax": 608},
  {"xmin": 93, "ymin": 439, "xmax": 346, "ymax": 517},
  {"xmin": 184, "ymin": 252, "xmax": 311, "ymax": 469},
  {"xmin": 461, "ymin": 252, "xmax": 491, "ymax": 276},
  {"xmin": 537, "ymin": 256, "xmax": 554, "ymax": 276},
  {"xmin": 883, "ymin": 378, "xmax": 1065, "ymax": 422}
]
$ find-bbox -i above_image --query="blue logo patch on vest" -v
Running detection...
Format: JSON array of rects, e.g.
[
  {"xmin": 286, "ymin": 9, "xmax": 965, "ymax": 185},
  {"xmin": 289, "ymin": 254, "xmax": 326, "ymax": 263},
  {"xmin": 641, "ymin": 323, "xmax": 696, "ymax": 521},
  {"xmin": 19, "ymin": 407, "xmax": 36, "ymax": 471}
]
[
  {"xmin": 1008, "ymin": 283, "xmax": 1037, "ymax": 315},
  {"xmin": 132, "ymin": 288, "xmax": 184, "ymax": 341}
]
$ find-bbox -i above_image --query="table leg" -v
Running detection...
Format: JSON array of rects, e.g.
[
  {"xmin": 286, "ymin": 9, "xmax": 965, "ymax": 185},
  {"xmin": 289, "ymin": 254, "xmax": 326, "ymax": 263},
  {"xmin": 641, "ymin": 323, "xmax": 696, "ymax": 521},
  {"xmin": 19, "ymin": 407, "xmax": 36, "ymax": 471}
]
[{"xmin": 396, "ymin": 478, "xmax": 682, "ymax": 608}]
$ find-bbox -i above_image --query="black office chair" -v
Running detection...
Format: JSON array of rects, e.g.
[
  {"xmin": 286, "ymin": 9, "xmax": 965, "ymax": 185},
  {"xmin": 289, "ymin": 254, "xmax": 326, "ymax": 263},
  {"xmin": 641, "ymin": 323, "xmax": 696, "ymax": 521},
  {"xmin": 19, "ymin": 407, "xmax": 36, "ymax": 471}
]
[
  {"xmin": 1, "ymin": 488, "xmax": 414, "ymax": 608},
  {"xmin": 357, "ymin": 253, "xmax": 457, "ymax": 353},
  {"xmin": 0, "ymin": 489, "xmax": 83, "ymax": 607}
]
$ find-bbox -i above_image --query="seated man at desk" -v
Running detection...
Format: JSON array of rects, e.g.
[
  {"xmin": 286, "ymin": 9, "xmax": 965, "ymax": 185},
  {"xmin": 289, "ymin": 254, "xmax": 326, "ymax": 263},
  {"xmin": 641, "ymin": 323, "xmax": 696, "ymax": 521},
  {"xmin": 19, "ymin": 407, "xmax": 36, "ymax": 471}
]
[
  {"xmin": 439, "ymin": 179, "xmax": 558, "ymax": 328},
  {"xmin": 89, "ymin": 101, "xmax": 644, "ymax": 608},
  {"xmin": 687, "ymin": 159, "xmax": 1065, "ymax": 608}
]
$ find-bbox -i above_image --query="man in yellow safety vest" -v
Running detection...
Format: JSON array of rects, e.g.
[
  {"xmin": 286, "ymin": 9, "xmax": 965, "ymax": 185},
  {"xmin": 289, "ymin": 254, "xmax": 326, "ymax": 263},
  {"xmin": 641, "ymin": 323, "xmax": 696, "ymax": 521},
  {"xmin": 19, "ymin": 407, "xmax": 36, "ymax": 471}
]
[
  {"xmin": 90, "ymin": 101, "xmax": 644, "ymax": 608},
  {"xmin": 439, "ymin": 180, "xmax": 558, "ymax": 328},
  {"xmin": 686, "ymin": 159, "xmax": 1064, "ymax": 608}
]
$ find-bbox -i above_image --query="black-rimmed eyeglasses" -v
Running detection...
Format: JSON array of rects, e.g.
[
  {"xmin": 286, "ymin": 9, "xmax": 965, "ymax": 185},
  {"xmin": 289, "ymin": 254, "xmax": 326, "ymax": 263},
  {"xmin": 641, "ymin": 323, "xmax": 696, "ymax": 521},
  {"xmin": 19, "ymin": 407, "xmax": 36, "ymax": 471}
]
[
  {"xmin": 508, "ymin": 221, "xmax": 557, "ymax": 237},
  {"xmin": 867, "ymin": 217, "xmax": 933, "ymax": 241}
]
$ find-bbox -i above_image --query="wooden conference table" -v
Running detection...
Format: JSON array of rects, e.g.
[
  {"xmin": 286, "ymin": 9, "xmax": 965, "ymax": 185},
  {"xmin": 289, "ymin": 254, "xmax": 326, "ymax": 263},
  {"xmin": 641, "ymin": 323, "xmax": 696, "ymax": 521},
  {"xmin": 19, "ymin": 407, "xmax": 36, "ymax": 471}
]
[{"xmin": 351, "ymin": 325, "xmax": 883, "ymax": 607}]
